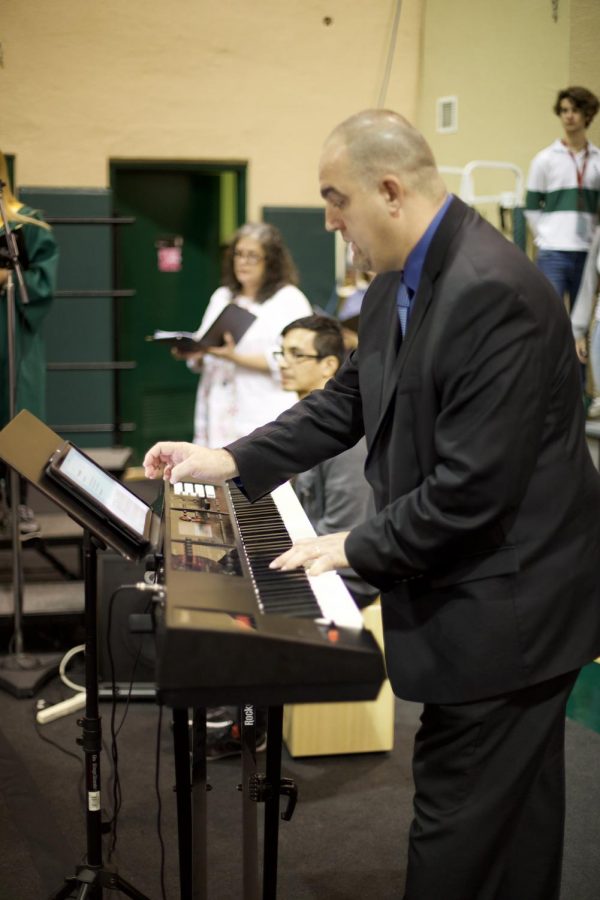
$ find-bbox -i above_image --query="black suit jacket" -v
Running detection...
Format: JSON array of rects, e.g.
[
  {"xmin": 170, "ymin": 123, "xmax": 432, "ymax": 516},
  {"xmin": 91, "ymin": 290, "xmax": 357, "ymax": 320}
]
[{"xmin": 228, "ymin": 197, "xmax": 600, "ymax": 703}]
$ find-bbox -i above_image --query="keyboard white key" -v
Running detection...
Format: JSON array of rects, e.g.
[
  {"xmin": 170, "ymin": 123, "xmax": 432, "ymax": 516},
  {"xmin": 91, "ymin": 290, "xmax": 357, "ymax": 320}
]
[{"xmin": 270, "ymin": 482, "xmax": 363, "ymax": 630}]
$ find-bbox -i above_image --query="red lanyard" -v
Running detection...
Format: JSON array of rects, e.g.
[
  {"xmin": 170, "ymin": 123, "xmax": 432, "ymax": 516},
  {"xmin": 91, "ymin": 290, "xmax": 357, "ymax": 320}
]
[{"xmin": 563, "ymin": 141, "xmax": 589, "ymax": 190}]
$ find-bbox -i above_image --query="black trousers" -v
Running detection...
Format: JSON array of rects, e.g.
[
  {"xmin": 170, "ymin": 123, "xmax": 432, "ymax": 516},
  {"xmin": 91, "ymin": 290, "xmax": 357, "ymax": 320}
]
[{"xmin": 403, "ymin": 668, "xmax": 580, "ymax": 900}]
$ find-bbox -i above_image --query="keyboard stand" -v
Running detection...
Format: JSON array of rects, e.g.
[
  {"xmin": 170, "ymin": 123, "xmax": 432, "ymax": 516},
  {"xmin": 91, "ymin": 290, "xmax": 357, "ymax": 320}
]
[
  {"xmin": 261, "ymin": 707, "xmax": 299, "ymax": 899},
  {"xmin": 240, "ymin": 705, "xmax": 260, "ymax": 900},
  {"xmin": 190, "ymin": 708, "xmax": 209, "ymax": 896},
  {"xmin": 171, "ymin": 705, "xmax": 297, "ymax": 899},
  {"xmin": 245, "ymin": 706, "xmax": 298, "ymax": 900},
  {"xmin": 172, "ymin": 707, "xmax": 208, "ymax": 900}
]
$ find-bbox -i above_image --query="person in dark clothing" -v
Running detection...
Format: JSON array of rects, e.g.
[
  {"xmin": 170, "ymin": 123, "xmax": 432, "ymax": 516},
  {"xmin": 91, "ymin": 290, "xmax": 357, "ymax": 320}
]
[{"xmin": 144, "ymin": 109, "xmax": 600, "ymax": 900}]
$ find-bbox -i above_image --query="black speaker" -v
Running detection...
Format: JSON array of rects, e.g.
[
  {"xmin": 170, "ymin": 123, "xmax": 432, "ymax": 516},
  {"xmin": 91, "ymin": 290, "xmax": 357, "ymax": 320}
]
[{"xmin": 97, "ymin": 551, "xmax": 156, "ymax": 699}]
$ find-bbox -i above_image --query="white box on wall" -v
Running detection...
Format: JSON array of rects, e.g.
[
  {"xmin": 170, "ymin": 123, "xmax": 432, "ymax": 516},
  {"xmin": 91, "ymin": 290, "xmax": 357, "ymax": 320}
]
[{"xmin": 437, "ymin": 95, "xmax": 458, "ymax": 133}]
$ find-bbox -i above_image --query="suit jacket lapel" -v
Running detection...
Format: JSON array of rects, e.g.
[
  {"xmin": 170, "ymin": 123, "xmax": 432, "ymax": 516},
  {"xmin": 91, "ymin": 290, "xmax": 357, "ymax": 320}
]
[
  {"xmin": 367, "ymin": 196, "xmax": 470, "ymax": 451},
  {"xmin": 380, "ymin": 276, "xmax": 403, "ymax": 398},
  {"xmin": 368, "ymin": 272, "xmax": 433, "ymax": 451}
]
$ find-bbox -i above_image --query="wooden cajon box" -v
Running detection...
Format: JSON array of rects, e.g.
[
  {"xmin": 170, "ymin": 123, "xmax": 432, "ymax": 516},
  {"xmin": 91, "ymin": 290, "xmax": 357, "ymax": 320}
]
[{"xmin": 283, "ymin": 601, "xmax": 395, "ymax": 757}]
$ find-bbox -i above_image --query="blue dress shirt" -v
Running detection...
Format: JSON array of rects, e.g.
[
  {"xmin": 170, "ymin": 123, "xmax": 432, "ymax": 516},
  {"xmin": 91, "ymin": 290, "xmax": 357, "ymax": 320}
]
[{"xmin": 396, "ymin": 193, "xmax": 453, "ymax": 333}]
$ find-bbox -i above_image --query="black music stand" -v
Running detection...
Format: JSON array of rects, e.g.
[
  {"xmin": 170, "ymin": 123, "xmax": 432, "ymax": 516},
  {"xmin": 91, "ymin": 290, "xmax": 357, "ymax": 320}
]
[
  {"xmin": 50, "ymin": 530, "xmax": 151, "ymax": 900},
  {"xmin": 0, "ymin": 410, "xmax": 160, "ymax": 899}
]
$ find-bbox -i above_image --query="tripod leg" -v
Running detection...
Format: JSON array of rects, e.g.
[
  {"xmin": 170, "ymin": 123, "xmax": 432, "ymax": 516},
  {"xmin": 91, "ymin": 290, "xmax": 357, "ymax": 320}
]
[
  {"xmin": 49, "ymin": 867, "xmax": 98, "ymax": 900},
  {"xmin": 104, "ymin": 872, "xmax": 153, "ymax": 899},
  {"xmin": 49, "ymin": 880, "xmax": 81, "ymax": 900}
]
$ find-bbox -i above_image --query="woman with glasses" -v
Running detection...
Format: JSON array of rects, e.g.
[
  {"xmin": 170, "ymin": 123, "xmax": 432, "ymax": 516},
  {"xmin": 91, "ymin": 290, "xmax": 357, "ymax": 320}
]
[{"xmin": 179, "ymin": 222, "xmax": 311, "ymax": 447}]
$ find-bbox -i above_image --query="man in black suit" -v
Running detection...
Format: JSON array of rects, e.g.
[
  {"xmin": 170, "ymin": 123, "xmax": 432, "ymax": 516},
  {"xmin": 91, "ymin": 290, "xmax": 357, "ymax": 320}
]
[{"xmin": 144, "ymin": 110, "xmax": 600, "ymax": 900}]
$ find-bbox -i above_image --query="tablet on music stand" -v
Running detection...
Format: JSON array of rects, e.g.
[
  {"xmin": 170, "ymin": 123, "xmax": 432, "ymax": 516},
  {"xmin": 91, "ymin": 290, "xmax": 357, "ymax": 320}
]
[
  {"xmin": 45, "ymin": 442, "xmax": 153, "ymax": 546},
  {"xmin": 0, "ymin": 409, "xmax": 161, "ymax": 560}
]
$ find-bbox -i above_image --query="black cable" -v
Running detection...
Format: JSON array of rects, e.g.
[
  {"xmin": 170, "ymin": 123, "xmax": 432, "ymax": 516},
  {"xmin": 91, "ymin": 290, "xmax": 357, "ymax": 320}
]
[
  {"xmin": 114, "ymin": 597, "xmax": 152, "ymax": 738},
  {"xmin": 105, "ymin": 585, "xmax": 156, "ymax": 862},
  {"xmin": 101, "ymin": 733, "xmax": 116, "ymax": 828},
  {"xmin": 155, "ymin": 701, "xmax": 167, "ymax": 900},
  {"xmin": 32, "ymin": 707, "xmax": 83, "ymax": 767},
  {"xmin": 106, "ymin": 584, "xmax": 126, "ymax": 860}
]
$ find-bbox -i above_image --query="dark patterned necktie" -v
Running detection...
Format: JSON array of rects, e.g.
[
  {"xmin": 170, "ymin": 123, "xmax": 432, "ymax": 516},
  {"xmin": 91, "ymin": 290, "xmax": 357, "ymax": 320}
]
[{"xmin": 396, "ymin": 277, "xmax": 411, "ymax": 336}]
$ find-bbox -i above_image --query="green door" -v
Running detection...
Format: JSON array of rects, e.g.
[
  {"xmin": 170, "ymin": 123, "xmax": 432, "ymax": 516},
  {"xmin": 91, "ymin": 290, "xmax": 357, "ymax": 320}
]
[
  {"xmin": 112, "ymin": 164, "xmax": 245, "ymax": 461},
  {"xmin": 262, "ymin": 206, "xmax": 336, "ymax": 311},
  {"xmin": 19, "ymin": 187, "xmax": 116, "ymax": 448}
]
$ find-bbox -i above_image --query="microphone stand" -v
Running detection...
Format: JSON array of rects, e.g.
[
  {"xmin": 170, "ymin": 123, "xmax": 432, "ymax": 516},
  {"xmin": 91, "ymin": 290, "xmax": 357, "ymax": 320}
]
[{"xmin": 0, "ymin": 181, "xmax": 60, "ymax": 697}]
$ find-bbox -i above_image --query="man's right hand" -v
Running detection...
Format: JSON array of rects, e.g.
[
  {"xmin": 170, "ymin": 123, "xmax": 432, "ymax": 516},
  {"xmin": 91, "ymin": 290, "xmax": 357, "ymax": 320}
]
[{"xmin": 143, "ymin": 441, "xmax": 239, "ymax": 484}]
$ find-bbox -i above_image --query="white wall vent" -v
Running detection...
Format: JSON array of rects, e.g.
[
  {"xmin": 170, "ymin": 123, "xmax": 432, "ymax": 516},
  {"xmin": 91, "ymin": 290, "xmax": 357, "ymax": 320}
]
[{"xmin": 436, "ymin": 96, "xmax": 458, "ymax": 134}]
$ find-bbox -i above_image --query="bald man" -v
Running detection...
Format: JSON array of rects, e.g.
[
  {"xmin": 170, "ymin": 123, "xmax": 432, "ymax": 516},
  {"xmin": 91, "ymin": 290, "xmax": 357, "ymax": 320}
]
[{"xmin": 145, "ymin": 110, "xmax": 600, "ymax": 900}]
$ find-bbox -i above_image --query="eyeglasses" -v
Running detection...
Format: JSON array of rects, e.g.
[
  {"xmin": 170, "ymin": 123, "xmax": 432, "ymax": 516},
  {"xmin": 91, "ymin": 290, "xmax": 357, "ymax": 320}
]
[
  {"xmin": 233, "ymin": 250, "xmax": 264, "ymax": 263},
  {"xmin": 272, "ymin": 349, "xmax": 323, "ymax": 364}
]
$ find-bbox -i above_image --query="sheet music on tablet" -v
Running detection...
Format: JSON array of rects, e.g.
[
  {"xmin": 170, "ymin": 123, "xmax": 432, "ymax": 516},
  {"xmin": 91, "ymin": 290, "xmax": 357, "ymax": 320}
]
[
  {"xmin": 46, "ymin": 442, "xmax": 153, "ymax": 545},
  {"xmin": 149, "ymin": 303, "xmax": 257, "ymax": 352}
]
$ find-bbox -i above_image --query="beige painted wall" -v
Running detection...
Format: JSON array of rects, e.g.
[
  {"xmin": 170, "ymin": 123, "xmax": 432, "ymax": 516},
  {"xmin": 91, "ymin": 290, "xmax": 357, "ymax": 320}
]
[
  {"xmin": 3, "ymin": 1, "xmax": 599, "ymax": 217},
  {"xmin": 418, "ymin": 0, "xmax": 600, "ymax": 207},
  {"xmin": 570, "ymin": 0, "xmax": 600, "ymax": 101},
  {"xmin": 2, "ymin": 0, "xmax": 423, "ymax": 216}
]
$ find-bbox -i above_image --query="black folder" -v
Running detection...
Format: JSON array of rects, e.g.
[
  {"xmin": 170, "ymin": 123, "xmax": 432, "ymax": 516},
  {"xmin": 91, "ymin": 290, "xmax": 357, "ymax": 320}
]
[{"xmin": 149, "ymin": 303, "xmax": 257, "ymax": 353}]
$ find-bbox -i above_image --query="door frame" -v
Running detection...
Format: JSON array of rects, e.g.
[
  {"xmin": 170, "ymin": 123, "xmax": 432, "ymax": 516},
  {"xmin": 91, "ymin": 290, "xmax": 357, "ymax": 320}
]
[
  {"xmin": 109, "ymin": 158, "xmax": 247, "ymax": 236},
  {"xmin": 108, "ymin": 159, "xmax": 247, "ymax": 458}
]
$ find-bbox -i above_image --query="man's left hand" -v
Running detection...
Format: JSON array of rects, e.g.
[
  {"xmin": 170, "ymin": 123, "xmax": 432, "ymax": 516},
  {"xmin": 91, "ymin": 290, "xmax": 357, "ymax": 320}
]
[{"xmin": 270, "ymin": 531, "xmax": 350, "ymax": 576}]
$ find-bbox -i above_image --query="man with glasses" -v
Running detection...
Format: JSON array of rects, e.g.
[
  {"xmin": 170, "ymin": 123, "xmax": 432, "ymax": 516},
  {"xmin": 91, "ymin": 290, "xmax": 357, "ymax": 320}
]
[{"xmin": 274, "ymin": 314, "xmax": 377, "ymax": 608}]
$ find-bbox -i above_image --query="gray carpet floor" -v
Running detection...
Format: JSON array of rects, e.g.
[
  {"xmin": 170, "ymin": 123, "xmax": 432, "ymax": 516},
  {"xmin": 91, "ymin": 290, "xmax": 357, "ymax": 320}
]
[
  {"xmin": 0, "ymin": 680, "xmax": 598, "ymax": 899},
  {"xmin": 1, "ymin": 490, "xmax": 599, "ymax": 898}
]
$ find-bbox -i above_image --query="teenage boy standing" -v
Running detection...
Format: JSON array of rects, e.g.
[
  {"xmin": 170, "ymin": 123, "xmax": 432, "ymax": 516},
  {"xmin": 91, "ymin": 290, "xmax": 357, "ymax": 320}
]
[{"xmin": 525, "ymin": 85, "xmax": 600, "ymax": 311}]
